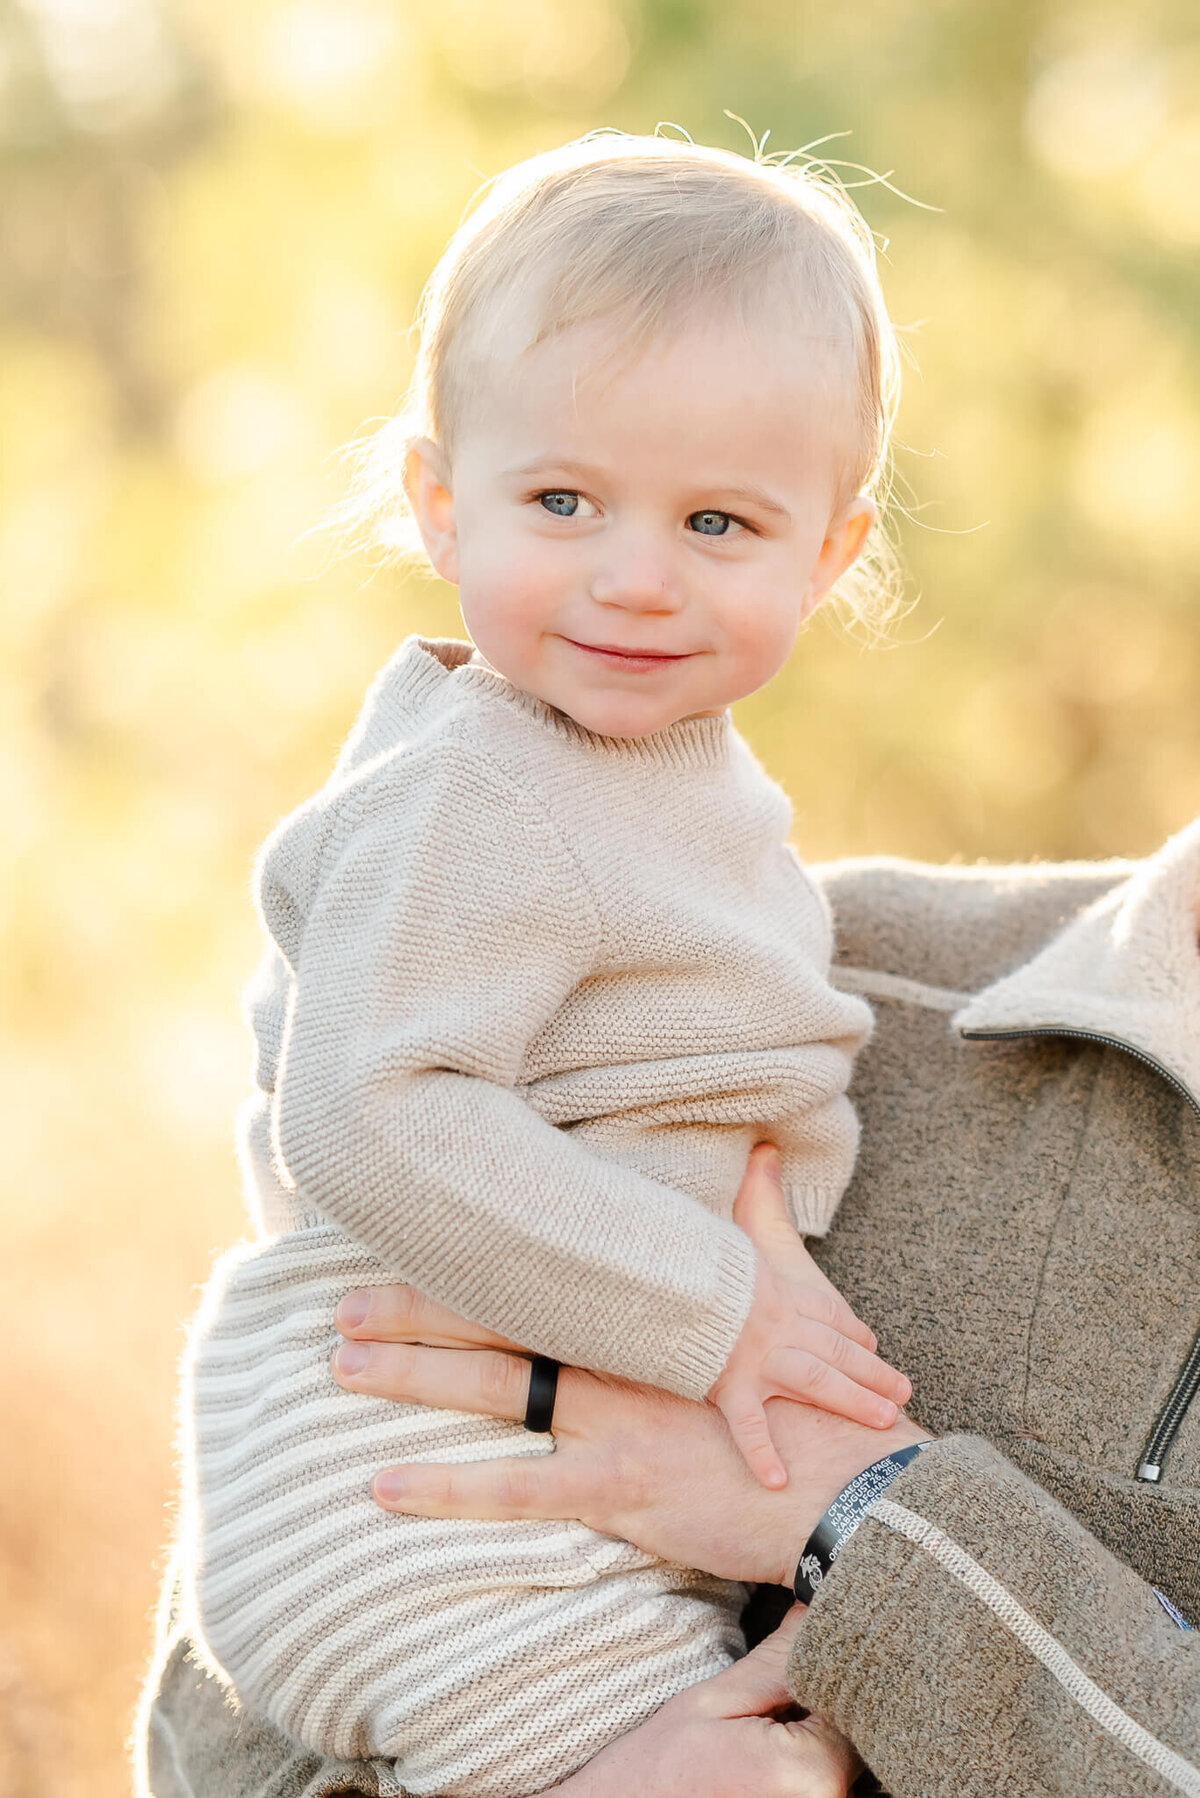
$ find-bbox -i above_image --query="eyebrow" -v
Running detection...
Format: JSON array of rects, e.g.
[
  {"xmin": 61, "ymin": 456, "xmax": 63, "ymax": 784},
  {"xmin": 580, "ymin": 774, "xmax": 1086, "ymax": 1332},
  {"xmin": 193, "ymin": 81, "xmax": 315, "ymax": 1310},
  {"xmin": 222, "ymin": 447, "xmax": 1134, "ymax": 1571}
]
[
  {"xmin": 709, "ymin": 484, "xmax": 792, "ymax": 520},
  {"xmin": 506, "ymin": 460, "xmax": 792, "ymax": 520},
  {"xmin": 505, "ymin": 457, "xmax": 607, "ymax": 483}
]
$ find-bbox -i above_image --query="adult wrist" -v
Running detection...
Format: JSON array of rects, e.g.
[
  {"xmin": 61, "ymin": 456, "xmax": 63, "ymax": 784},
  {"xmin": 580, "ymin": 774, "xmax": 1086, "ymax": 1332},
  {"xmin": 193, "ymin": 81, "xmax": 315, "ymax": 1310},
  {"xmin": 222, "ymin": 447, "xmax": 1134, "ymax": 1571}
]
[
  {"xmin": 740, "ymin": 1407, "xmax": 935, "ymax": 1587},
  {"xmin": 791, "ymin": 1430, "xmax": 937, "ymax": 1601}
]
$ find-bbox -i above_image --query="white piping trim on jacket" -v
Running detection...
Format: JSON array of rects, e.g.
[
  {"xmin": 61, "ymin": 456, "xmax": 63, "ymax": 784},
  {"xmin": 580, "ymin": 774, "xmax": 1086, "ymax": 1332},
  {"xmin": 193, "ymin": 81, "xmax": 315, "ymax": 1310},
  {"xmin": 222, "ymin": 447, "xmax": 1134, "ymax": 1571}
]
[
  {"xmin": 871, "ymin": 1499, "xmax": 1200, "ymax": 1797},
  {"xmin": 143, "ymin": 1704, "xmax": 199, "ymax": 1798},
  {"xmin": 832, "ymin": 966, "xmax": 970, "ymax": 1013}
]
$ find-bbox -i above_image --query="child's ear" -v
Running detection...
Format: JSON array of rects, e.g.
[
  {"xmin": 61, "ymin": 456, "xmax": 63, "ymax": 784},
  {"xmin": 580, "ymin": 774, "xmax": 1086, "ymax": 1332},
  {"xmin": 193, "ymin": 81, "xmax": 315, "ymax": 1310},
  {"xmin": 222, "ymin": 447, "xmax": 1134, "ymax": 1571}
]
[
  {"xmin": 802, "ymin": 497, "xmax": 876, "ymax": 621},
  {"xmin": 404, "ymin": 438, "xmax": 459, "ymax": 585}
]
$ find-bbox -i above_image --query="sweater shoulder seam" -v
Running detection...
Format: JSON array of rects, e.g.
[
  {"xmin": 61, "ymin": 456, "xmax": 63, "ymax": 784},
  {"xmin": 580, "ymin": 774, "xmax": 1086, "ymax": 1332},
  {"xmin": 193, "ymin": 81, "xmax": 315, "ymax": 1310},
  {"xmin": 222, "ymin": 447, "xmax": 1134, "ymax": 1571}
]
[{"xmin": 324, "ymin": 729, "xmax": 604, "ymax": 953}]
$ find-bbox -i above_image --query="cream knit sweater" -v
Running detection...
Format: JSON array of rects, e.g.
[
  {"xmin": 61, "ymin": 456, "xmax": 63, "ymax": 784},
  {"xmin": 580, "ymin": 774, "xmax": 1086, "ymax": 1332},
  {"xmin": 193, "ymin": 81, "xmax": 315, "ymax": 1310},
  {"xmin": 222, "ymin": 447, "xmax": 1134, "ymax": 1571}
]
[{"xmin": 183, "ymin": 637, "xmax": 872, "ymax": 1796}]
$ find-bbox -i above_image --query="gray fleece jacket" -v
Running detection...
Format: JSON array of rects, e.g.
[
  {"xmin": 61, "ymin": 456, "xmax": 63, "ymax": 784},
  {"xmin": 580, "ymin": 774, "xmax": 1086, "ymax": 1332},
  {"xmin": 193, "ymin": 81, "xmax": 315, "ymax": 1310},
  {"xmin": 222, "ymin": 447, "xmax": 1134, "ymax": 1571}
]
[{"xmin": 138, "ymin": 825, "xmax": 1200, "ymax": 1798}]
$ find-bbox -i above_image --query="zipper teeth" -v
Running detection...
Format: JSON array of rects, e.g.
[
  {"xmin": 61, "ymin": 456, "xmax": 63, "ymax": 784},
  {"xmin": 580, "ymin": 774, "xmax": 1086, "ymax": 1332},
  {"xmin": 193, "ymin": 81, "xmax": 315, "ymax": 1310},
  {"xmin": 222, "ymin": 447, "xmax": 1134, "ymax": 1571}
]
[
  {"xmin": 961, "ymin": 1022, "xmax": 1200, "ymax": 1482},
  {"xmin": 959, "ymin": 1026, "xmax": 1200, "ymax": 1119},
  {"xmin": 1142, "ymin": 1331, "xmax": 1200, "ymax": 1468}
]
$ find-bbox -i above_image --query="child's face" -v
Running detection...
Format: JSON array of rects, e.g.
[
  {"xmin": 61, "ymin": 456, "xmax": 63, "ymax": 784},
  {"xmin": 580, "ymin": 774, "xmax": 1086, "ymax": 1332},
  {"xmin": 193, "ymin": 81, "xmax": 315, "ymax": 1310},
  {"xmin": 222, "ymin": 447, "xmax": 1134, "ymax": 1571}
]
[{"xmin": 407, "ymin": 312, "xmax": 874, "ymax": 737}]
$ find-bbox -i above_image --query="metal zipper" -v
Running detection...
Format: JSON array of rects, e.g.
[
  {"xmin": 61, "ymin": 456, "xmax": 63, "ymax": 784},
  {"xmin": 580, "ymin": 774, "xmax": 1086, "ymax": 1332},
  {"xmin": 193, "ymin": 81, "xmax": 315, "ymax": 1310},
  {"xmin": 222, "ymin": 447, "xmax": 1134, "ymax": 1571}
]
[
  {"xmin": 959, "ymin": 1023, "xmax": 1200, "ymax": 1483},
  {"xmin": 1137, "ymin": 1331, "xmax": 1200, "ymax": 1482}
]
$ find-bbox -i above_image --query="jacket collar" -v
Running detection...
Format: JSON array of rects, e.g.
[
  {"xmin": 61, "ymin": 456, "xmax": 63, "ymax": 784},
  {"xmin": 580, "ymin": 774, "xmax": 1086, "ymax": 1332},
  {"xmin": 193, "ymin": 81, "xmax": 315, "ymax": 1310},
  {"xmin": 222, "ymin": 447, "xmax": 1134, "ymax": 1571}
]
[{"xmin": 953, "ymin": 818, "xmax": 1200, "ymax": 1116}]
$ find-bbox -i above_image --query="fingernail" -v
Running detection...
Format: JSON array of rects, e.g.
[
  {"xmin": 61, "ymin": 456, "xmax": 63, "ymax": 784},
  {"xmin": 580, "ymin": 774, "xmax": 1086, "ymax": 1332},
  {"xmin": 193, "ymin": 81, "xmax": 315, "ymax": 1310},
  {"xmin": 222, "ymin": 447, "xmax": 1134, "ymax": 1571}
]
[
  {"xmin": 372, "ymin": 1470, "xmax": 406, "ymax": 1503},
  {"xmin": 336, "ymin": 1289, "xmax": 370, "ymax": 1330},
  {"xmin": 334, "ymin": 1341, "xmax": 370, "ymax": 1377}
]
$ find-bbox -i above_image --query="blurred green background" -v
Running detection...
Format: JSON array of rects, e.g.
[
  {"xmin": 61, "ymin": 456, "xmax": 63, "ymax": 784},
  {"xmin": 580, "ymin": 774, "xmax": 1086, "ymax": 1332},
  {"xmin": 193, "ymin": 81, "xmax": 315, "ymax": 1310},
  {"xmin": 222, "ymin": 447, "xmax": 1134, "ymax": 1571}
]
[{"xmin": 2, "ymin": 0, "xmax": 1198, "ymax": 1789}]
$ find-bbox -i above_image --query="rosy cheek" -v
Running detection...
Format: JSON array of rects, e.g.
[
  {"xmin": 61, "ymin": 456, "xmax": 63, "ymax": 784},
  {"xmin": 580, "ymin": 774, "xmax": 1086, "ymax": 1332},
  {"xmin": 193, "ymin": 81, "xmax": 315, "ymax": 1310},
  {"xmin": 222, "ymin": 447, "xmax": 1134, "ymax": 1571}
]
[
  {"xmin": 738, "ymin": 602, "xmax": 802, "ymax": 682},
  {"xmin": 459, "ymin": 556, "xmax": 553, "ymax": 659},
  {"xmin": 505, "ymin": 544, "xmax": 572, "ymax": 607}
]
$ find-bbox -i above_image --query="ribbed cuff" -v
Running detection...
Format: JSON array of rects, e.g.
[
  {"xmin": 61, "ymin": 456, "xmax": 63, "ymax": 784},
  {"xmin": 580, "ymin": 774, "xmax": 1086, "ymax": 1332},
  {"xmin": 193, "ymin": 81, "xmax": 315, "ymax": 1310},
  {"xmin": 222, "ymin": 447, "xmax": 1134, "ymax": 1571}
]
[
  {"xmin": 783, "ymin": 1182, "xmax": 843, "ymax": 1237},
  {"xmin": 662, "ymin": 1223, "xmax": 758, "ymax": 1400}
]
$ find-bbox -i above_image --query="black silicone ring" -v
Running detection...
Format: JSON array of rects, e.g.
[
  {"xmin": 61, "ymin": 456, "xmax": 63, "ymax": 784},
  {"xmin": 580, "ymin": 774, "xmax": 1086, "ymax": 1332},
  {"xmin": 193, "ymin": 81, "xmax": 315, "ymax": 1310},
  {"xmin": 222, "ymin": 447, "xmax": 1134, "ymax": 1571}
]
[{"xmin": 523, "ymin": 1356, "xmax": 560, "ymax": 1433}]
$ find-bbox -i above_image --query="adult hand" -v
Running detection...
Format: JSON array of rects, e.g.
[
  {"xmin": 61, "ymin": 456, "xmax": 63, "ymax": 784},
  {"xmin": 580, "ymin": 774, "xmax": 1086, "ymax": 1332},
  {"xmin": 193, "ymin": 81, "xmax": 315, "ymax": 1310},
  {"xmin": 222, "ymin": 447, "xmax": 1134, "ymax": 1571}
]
[
  {"xmin": 547, "ymin": 1609, "xmax": 861, "ymax": 1798},
  {"xmin": 708, "ymin": 1147, "xmax": 910, "ymax": 1488},
  {"xmin": 333, "ymin": 1149, "xmax": 933, "ymax": 1586}
]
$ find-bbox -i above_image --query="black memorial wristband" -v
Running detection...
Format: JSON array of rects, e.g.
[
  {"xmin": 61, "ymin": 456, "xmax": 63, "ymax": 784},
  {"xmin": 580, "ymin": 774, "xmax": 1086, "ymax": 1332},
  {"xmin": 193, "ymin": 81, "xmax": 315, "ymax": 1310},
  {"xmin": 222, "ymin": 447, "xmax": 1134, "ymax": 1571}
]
[{"xmin": 793, "ymin": 1440, "xmax": 933, "ymax": 1605}]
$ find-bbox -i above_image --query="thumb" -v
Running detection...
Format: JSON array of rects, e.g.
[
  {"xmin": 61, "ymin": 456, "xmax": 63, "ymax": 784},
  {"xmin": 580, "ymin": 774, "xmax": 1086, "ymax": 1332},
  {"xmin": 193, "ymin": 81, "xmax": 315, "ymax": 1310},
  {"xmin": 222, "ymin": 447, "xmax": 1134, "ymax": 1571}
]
[
  {"xmin": 733, "ymin": 1146, "xmax": 872, "ymax": 1346},
  {"xmin": 732, "ymin": 1142, "xmax": 793, "ymax": 1248},
  {"xmin": 698, "ymin": 1606, "xmax": 805, "ymax": 1717}
]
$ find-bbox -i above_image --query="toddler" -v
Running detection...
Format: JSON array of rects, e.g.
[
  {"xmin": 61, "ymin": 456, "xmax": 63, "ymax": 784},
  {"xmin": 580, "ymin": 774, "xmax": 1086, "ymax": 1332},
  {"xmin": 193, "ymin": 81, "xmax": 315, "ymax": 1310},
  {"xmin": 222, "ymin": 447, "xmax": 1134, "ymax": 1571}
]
[{"xmin": 183, "ymin": 132, "xmax": 910, "ymax": 1797}]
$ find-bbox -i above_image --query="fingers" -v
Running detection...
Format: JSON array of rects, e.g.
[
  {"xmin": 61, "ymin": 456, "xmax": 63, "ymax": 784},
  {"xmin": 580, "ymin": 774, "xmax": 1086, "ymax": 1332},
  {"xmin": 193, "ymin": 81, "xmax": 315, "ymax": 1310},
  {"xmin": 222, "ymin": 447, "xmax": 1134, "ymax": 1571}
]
[
  {"xmin": 764, "ymin": 1344, "xmax": 903, "ymax": 1430},
  {"xmin": 333, "ymin": 1338, "xmax": 535, "ymax": 1421},
  {"xmin": 335, "ymin": 1284, "xmax": 523, "ymax": 1352},
  {"xmin": 768, "ymin": 1325, "xmax": 910, "ymax": 1410},
  {"xmin": 796, "ymin": 1284, "xmax": 878, "ymax": 1359},
  {"xmin": 683, "ymin": 1612, "xmax": 864, "ymax": 1798},
  {"xmin": 718, "ymin": 1386, "xmax": 788, "ymax": 1489},
  {"xmin": 332, "ymin": 1335, "xmax": 654, "ymax": 1454},
  {"xmin": 734, "ymin": 1150, "xmax": 878, "ymax": 1357},
  {"xmin": 732, "ymin": 1143, "xmax": 791, "ymax": 1241},
  {"xmin": 691, "ymin": 1606, "xmax": 805, "ymax": 1717},
  {"xmin": 371, "ymin": 1453, "xmax": 585, "ymax": 1522},
  {"xmin": 789, "ymin": 1713, "xmax": 864, "ymax": 1790}
]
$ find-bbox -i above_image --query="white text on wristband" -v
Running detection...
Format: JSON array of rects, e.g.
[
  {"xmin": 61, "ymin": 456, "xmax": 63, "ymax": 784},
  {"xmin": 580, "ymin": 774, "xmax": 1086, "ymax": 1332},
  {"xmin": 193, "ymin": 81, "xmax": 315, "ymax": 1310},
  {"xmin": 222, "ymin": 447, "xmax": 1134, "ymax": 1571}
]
[{"xmin": 793, "ymin": 1441, "xmax": 933, "ymax": 1605}]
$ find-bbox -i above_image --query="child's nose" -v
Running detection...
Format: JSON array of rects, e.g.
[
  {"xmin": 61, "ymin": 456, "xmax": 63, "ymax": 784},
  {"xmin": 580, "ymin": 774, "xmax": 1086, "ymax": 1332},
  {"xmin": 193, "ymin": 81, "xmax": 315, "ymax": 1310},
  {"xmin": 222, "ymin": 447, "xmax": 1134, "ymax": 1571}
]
[{"xmin": 589, "ymin": 535, "xmax": 685, "ymax": 613}]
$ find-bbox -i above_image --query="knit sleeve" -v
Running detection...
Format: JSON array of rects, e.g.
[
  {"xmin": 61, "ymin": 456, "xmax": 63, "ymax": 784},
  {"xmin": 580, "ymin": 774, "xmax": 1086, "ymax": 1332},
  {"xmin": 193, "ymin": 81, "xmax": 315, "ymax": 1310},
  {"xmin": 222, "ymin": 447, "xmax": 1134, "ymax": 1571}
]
[
  {"xmin": 267, "ymin": 744, "xmax": 757, "ymax": 1399},
  {"xmin": 789, "ymin": 1436, "xmax": 1200, "ymax": 1798}
]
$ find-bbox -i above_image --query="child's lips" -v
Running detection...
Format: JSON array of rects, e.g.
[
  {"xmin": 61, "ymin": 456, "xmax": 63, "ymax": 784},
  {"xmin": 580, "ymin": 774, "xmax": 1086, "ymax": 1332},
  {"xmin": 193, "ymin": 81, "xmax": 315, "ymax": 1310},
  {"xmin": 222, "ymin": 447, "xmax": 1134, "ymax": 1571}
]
[{"xmin": 562, "ymin": 637, "xmax": 694, "ymax": 671}]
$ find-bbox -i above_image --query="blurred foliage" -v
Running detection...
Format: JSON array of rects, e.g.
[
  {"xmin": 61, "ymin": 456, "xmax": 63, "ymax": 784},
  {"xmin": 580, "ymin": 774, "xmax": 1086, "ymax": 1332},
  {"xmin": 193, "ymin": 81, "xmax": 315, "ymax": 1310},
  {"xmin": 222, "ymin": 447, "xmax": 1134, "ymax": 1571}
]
[{"xmin": 1, "ymin": 0, "xmax": 1198, "ymax": 1790}]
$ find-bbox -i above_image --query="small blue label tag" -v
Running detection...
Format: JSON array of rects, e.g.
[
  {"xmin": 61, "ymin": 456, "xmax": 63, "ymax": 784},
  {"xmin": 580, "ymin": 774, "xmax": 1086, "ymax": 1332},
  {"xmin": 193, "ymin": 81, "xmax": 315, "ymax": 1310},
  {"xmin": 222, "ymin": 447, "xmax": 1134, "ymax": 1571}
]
[{"xmin": 1154, "ymin": 1588, "xmax": 1194, "ymax": 1631}]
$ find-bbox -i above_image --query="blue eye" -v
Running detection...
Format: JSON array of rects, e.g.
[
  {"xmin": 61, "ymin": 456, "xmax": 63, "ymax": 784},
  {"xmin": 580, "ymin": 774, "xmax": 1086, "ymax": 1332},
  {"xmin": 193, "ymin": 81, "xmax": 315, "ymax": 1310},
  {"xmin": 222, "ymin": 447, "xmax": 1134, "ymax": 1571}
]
[
  {"xmin": 540, "ymin": 492, "xmax": 579, "ymax": 516},
  {"xmin": 689, "ymin": 510, "xmax": 732, "ymax": 536}
]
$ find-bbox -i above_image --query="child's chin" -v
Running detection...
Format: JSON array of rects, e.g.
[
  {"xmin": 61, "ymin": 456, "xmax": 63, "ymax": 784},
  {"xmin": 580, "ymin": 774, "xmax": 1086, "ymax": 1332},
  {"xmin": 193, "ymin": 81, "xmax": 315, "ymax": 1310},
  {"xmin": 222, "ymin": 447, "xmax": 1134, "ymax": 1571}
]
[{"xmin": 565, "ymin": 694, "xmax": 690, "ymax": 739}]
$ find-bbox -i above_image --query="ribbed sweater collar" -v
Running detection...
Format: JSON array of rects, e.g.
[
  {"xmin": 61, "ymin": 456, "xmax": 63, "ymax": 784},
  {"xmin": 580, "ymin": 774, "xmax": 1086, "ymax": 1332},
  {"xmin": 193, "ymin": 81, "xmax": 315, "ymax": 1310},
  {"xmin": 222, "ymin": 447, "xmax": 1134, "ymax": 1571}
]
[
  {"xmin": 348, "ymin": 635, "xmax": 733, "ymax": 774},
  {"xmin": 954, "ymin": 817, "xmax": 1200, "ymax": 1115}
]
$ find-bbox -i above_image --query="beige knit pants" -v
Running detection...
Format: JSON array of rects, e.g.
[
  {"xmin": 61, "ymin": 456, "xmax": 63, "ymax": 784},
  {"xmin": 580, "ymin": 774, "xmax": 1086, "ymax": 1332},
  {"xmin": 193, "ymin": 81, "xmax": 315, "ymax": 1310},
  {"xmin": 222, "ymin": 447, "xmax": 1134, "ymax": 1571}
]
[{"xmin": 183, "ymin": 1227, "xmax": 745, "ymax": 1797}]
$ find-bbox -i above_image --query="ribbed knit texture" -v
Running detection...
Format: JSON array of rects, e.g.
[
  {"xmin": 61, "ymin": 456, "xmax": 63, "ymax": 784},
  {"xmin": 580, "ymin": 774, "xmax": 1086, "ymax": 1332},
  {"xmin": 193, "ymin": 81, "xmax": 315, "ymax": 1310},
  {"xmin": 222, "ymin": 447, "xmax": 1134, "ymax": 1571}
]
[{"xmin": 183, "ymin": 636, "xmax": 872, "ymax": 1796}]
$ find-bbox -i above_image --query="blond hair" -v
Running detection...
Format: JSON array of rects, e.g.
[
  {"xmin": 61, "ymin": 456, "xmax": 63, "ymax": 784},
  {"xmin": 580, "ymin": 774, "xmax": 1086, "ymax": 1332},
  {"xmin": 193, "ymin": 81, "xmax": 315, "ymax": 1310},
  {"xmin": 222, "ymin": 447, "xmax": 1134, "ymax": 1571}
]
[{"xmin": 344, "ymin": 131, "xmax": 904, "ymax": 625}]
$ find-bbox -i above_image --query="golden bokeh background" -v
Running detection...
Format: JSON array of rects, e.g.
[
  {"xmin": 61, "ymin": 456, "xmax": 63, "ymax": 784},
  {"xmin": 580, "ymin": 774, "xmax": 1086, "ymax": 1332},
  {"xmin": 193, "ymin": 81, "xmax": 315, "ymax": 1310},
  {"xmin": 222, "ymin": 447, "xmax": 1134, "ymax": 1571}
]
[{"xmin": 2, "ymin": 0, "xmax": 1198, "ymax": 1789}]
